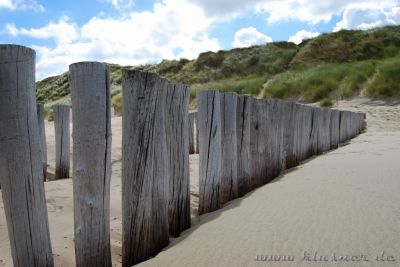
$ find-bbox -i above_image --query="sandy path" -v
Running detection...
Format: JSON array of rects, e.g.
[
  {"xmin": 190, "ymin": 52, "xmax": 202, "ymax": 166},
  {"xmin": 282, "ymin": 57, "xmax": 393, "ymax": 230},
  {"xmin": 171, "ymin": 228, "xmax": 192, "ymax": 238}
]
[{"xmin": 1, "ymin": 97, "xmax": 399, "ymax": 267}]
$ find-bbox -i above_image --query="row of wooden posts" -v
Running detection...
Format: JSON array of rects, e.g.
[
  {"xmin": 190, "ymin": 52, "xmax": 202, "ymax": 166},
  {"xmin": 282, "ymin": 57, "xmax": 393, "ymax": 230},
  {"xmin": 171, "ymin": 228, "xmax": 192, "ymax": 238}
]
[
  {"xmin": 195, "ymin": 91, "xmax": 365, "ymax": 214},
  {"xmin": 0, "ymin": 45, "xmax": 191, "ymax": 267},
  {"xmin": 0, "ymin": 44, "xmax": 365, "ymax": 267}
]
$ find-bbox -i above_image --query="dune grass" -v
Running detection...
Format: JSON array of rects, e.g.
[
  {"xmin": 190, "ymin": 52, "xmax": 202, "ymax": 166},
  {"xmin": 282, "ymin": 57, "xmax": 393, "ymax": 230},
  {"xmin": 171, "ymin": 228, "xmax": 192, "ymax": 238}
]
[{"xmin": 367, "ymin": 56, "xmax": 400, "ymax": 97}]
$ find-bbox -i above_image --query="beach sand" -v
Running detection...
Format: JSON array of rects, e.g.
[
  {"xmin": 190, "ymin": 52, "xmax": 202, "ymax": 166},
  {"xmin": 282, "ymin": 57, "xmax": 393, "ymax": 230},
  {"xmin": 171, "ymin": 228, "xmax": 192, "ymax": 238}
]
[{"xmin": 1, "ymin": 97, "xmax": 399, "ymax": 266}]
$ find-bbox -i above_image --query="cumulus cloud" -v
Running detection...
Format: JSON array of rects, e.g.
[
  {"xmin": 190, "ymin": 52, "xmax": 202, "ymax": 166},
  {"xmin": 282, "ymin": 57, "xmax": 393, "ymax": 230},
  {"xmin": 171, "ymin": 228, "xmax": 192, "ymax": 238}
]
[
  {"xmin": 334, "ymin": 3, "xmax": 400, "ymax": 31},
  {"xmin": 104, "ymin": 0, "xmax": 134, "ymax": 10},
  {"xmin": 5, "ymin": 0, "xmax": 220, "ymax": 79},
  {"xmin": 6, "ymin": 16, "xmax": 78, "ymax": 45},
  {"xmin": 188, "ymin": 0, "xmax": 399, "ymax": 24},
  {"xmin": 288, "ymin": 30, "xmax": 320, "ymax": 44},
  {"xmin": 0, "ymin": 0, "xmax": 44, "ymax": 11},
  {"xmin": 232, "ymin": 27, "xmax": 272, "ymax": 48}
]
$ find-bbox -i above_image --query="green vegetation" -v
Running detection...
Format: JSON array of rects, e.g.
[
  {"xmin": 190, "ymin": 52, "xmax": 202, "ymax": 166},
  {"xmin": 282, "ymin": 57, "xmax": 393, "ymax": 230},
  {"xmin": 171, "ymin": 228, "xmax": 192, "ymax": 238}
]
[{"xmin": 36, "ymin": 25, "xmax": 400, "ymax": 117}]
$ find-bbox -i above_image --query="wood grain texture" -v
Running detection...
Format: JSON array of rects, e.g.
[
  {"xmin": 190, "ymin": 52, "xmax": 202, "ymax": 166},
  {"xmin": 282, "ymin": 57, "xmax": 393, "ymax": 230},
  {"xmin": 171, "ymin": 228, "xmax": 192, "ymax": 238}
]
[
  {"xmin": 0, "ymin": 44, "xmax": 53, "ymax": 267},
  {"xmin": 339, "ymin": 110, "xmax": 350, "ymax": 143},
  {"xmin": 189, "ymin": 112, "xmax": 196, "ymax": 154},
  {"xmin": 330, "ymin": 109, "xmax": 340, "ymax": 149},
  {"xmin": 236, "ymin": 95, "xmax": 252, "ymax": 197},
  {"xmin": 319, "ymin": 108, "xmax": 332, "ymax": 153},
  {"xmin": 280, "ymin": 100, "xmax": 297, "ymax": 169},
  {"xmin": 219, "ymin": 92, "xmax": 238, "ymax": 205},
  {"xmin": 165, "ymin": 83, "xmax": 191, "ymax": 237},
  {"xmin": 37, "ymin": 102, "xmax": 47, "ymax": 179},
  {"xmin": 250, "ymin": 99, "xmax": 269, "ymax": 188},
  {"xmin": 69, "ymin": 62, "xmax": 112, "ymax": 267},
  {"xmin": 310, "ymin": 107, "xmax": 323, "ymax": 155},
  {"xmin": 122, "ymin": 70, "xmax": 169, "ymax": 266},
  {"xmin": 53, "ymin": 105, "xmax": 70, "ymax": 179},
  {"xmin": 197, "ymin": 90, "xmax": 221, "ymax": 215}
]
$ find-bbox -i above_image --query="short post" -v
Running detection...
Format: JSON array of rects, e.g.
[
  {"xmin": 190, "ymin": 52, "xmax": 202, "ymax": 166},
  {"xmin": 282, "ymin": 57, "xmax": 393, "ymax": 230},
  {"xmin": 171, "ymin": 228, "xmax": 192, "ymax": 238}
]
[
  {"xmin": 53, "ymin": 104, "xmax": 70, "ymax": 179},
  {"xmin": 0, "ymin": 44, "xmax": 53, "ymax": 266},
  {"xmin": 37, "ymin": 102, "xmax": 47, "ymax": 179},
  {"xmin": 219, "ymin": 92, "xmax": 238, "ymax": 206},
  {"xmin": 122, "ymin": 70, "xmax": 169, "ymax": 266},
  {"xmin": 69, "ymin": 62, "xmax": 112, "ymax": 266},
  {"xmin": 197, "ymin": 90, "xmax": 221, "ymax": 215},
  {"xmin": 236, "ymin": 95, "xmax": 252, "ymax": 197},
  {"xmin": 165, "ymin": 83, "xmax": 191, "ymax": 237}
]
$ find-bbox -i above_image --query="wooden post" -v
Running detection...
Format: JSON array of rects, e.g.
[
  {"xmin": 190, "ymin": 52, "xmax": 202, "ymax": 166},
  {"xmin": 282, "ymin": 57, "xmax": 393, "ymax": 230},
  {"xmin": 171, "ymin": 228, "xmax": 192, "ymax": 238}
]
[
  {"xmin": 330, "ymin": 109, "xmax": 340, "ymax": 149},
  {"xmin": 195, "ymin": 113, "xmax": 199, "ymax": 154},
  {"xmin": 302, "ymin": 106, "xmax": 314, "ymax": 159},
  {"xmin": 122, "ymin": 70, "xmax": 169, "ymax": 266},
  {"xmin": 53, "ymin": 105, "xmax": 70, "ymax": 179},
  {"xmin": 197, "ymin": 90, "xmax": 221, "ymax": 215},
  {"xmin": 0, "ymin": 44, "xmax": 54, "ymax": 267},
  {"xmin": 319, "ymin": 108, "xmax": 332, "ymax": 153},
  {"xmin": 219, "ymin": 92, "xmax": 238, "ymax": 206},
  {"xmin": 339, "ymin": 110, "xmax": 349, "ymax": 143},
  {"xmin": 165, "ymin": 83, "xmax": 191, "ymax": 237},
  {"xmin": 310, "ymin": 107, "xmax": 323, "ymax": 155},
  {"xmin": 265, "ymin": 99, "xmax": 284, "ymax": 180},
  {"xmin": 189, "ymin": 112, "xmax": 196, "ymax": 154},
  {"xmin": 69, "ymin": 62, "xmax": 112, "ymax": 267},
  {"xmin": 37, "ymin": 102, "xmax": 47, "ymax": 179},
  {"xmin": 236, "ymin": 95, "xmax": 252, "ymax": 197},
  {"xmin": 280, "ymin": 101, "xmax": 297, "ymax": 169}
]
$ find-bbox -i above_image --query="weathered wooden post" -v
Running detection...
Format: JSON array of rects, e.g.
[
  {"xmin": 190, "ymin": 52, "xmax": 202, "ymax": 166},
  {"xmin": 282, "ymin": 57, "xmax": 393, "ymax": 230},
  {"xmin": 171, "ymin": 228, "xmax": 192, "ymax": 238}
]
[
  {"xmin": 0, "ymin": 44, "xmax": 54, "ymax": 266},
  {"xmin": 37, "ymin": 102, "xmax": 47, "ymax": 179},
  {"xmin": 195, "ymin": 112, "xmax": 199, "ymax": 154},
  {"xmin": 280, "ymin": 101, "xmax": 297, "ymax": 169},
  {"xmin": 302, "ymin": 105, "xmax": 314, "ymax": 159},
  {"xmin": 330, "ymin": 109, "xmax": 340, "ymax": 149},
  {"xmin": 197, "ymin": 90, "xmax": 221, "ymax": 215},
  {"xmin": 165, "ymin": 83, "xmax": 191, "ymax": 237},
  {"xmin": 310, "ymin": 107, "xmax": 323, "ymax": 155},
  {"xmin": 69, "ymin": 62, "xmax": 112, "ymax": 266},
  {"xmin": 189, "ymin": 112, "xmax": 196, "ymax": 154},
  {"xmin": 122, "ymin": 70, "xmax": 169, "ymax": 266},
  {"xmin": 236, "ymin": 95, "xmax": 252, "ymax": 197},
  {"xmin": 339, "ymin": 110, "xmax": 349, "ymax": 143},
  {"xmin": 53, "ymin": 104, "xmax": 70, "ymax": 179},
  {"xmin": 319, "ymin": 108, "xmax": 332, "ymax": 153},
  {"xmin": 219, "ymin": 92, "xmax": 238, "ymax": 205}
]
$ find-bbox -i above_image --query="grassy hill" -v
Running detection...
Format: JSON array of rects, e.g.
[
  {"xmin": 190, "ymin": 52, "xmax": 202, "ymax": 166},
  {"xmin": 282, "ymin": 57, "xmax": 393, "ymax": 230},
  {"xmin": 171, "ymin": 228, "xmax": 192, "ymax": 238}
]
[{"xmin": 36, "ymin": 25, "xmax": 400, "ymax": 118}]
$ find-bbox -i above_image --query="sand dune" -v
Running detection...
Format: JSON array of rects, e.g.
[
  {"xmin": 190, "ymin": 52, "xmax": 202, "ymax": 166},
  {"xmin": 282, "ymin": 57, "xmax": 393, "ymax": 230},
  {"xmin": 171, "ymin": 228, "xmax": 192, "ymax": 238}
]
[{"xmin": 1, "ymin": 97, "xmax": 399, "ymax": 267}]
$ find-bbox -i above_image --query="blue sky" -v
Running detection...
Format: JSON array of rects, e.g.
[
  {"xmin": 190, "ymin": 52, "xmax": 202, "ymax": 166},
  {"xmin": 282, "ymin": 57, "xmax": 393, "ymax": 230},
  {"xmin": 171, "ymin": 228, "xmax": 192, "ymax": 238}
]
[{"xmin": 0, "ymin": 0, "xmax": 399, "ymax": 79}]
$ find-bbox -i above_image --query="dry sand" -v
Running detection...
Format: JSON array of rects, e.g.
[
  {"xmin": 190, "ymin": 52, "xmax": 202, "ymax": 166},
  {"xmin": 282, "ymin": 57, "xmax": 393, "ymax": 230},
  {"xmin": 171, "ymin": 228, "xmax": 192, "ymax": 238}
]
[{"xmin": 1, "ymin": 97, "xmax": 400, "ymax": 267}]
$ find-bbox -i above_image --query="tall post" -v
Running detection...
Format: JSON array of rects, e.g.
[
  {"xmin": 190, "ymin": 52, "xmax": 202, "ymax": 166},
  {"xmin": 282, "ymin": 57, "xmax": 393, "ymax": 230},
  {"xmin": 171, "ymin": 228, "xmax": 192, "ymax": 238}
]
[
  {"xmin": 37, "ymin": 102, "xmax": 48, "ymax": 179},
  {"xmin": 53, "ymin": 104, "xmax": 70, "ymax": 179},
  {"xmin": 188, "ymin": 112, "xmax": 196, "ymax": 154},
  {"xmin": 0, "ymin": 44, "xmax": 53, "ymax": 266},
  {"xmin": 69, "ymin": 62, "xmax": 112, "ymax": 266},
  {"xmin": 330, "ymin": 109, "xmax": 340, "ymax": 149},
  {"xmin": 236, "ymin": 95, "xmax": 252, "ymax": 197},
  {"xmin": 219, "ymin": 92, "xmax": 238, "ymax": 205},
  {"xmin": 310, "ymin": 107, "xmax": 323, "ymax": 155},
  {"xmin": 122, "ymin": 71, "xmax": 169, "ymax": 266},
  {"xmin": 197, "ymin": 90, "xmax": 221, "ymax": 215},
  {"xmin": 165, "ymin": 83, "xmax": 191, "ymax": 237}
]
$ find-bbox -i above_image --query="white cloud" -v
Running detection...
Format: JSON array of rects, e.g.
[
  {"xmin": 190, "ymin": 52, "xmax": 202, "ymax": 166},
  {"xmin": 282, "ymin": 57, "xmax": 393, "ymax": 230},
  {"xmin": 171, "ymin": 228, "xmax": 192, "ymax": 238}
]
[
  {"xmin": 104, "ymin": 0, "xmax": 134, "ymax": 10},
  {"xmin": 6, "ymin": 16, "xmax": 78, "ymax": 45},
  {"xmin": 188, "ymin": 0, "xmax": 399, "ymax": 24},
  {"xmin": 288, "ymin": 30, "xmax": 320, "ymax": 44},
  {"xmin": 334, "ymin": 3, "xmax": 400, "ymax": 31},
  {"xmin": 5, "ymin": 0, "xmax": 220, "ymax": 79},
  {"xmin": 232, "ymin": 27, "xmax": 272, "ymax": 48},
  {"xmin": 0, "ymin": 0, "xmax": 44, "ymax": 11}
]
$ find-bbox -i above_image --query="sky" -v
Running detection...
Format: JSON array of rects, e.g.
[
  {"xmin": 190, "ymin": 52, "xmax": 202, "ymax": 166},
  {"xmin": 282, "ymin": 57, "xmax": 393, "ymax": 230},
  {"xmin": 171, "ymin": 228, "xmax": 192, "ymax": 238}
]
[{"xmin": 0, "ymin": 0, "xmax": 399, "ymax": 80}]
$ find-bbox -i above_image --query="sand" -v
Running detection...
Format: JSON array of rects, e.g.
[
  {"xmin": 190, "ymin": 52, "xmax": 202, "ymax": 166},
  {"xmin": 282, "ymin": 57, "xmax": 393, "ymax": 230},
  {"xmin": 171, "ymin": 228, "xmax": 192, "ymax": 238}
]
[{"xmin": 1, "ymin": 97, "xmax": 400, "ymax": 266}]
